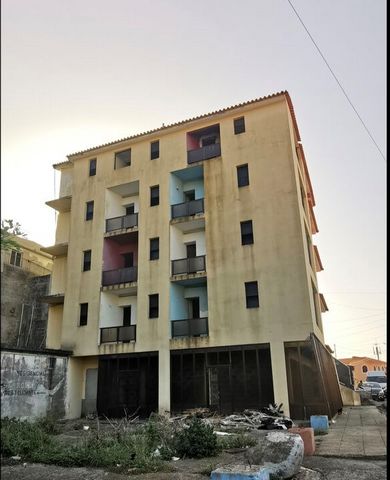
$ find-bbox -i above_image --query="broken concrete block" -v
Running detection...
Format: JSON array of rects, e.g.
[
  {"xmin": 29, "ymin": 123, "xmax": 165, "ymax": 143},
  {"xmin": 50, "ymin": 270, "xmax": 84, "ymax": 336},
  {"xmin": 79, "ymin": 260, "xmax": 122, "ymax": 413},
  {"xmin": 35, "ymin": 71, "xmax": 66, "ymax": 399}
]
[
  {"xmin": 288, "ymin": 427, "xmax": 315, "ymax": 456},
  {"xmin": 245, "ymin": 431, "xmax": 304, "ymax": 479},
  {"xmin": 211, "ymin": 464, "xmax": 271, "ymax": 479},
  {"xmin": 310, "ymin": 415, "xmax": 329, "ymax": 434}
]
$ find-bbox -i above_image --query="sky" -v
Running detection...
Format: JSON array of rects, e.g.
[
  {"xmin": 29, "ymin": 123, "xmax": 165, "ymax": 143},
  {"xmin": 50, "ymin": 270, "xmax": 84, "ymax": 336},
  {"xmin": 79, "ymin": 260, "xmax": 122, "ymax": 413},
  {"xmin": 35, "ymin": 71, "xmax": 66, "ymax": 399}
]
[{"xmin": 1, "ymin": 0, "xmax": 386, "ymax": 361}]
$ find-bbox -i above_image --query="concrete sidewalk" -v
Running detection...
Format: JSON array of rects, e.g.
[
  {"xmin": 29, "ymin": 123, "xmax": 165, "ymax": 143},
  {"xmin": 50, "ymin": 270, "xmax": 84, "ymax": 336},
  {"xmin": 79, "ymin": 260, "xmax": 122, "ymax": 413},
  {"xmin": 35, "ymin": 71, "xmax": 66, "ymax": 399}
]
[{"xmin": 314, "ymin": 406, "xmax": 386, "ymax": 458}]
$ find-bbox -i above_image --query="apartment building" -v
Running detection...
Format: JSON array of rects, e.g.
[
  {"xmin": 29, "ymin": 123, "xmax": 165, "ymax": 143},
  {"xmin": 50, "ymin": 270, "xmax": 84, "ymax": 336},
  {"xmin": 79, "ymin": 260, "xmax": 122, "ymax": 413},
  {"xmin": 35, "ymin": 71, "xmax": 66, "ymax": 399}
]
[{"xmin": 43, "ymin": 91, "xmax": 337, "ymax": 420}]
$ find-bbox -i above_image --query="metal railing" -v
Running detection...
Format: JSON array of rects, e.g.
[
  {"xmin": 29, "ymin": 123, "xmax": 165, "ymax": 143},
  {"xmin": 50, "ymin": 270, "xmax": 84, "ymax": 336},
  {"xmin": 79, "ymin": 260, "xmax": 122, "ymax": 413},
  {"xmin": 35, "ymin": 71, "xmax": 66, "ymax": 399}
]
[
  {"xmin": 171, "ymin": 255, "xmax": 206, "ymax": 275},
  {"xmin": 172, "ymin": 318, "xmax": 208, "ymax": 338},
  {"xmin": 100, "ymin": 325, "xmax": 136, "ymax": 343},
  {"xmin": 171, "ymin": 198, "xmax": 204, "ymax": 219},
  {"xmin": 102, "ymin": 266, "xmax": 138, "ymax": 286},
  {"xmin": 187, "ymin": 143, "xmax": 221, "ymax": 164},
  {"xmin": 106, "ymin": 213, "xmax": 138, "ymax": 232}
]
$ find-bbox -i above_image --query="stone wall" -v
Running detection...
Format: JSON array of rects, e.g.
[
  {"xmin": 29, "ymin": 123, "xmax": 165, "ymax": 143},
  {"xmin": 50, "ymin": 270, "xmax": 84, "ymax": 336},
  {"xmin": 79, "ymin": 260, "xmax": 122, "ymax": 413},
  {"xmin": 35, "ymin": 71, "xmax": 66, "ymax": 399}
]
[
  {"xmin": 1, "ymin": 264, "xmax": 50, "ymax": 349},
  {"xmin": 1, "ymin": 350, "xmax": 68, "ymax": 419}
]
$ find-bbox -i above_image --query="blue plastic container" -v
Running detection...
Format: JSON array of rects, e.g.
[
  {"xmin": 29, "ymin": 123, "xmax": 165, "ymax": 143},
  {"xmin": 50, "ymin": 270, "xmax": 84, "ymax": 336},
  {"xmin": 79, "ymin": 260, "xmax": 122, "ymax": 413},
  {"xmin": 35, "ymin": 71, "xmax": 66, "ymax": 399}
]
[{"xmin": 310, "ymin": 415, "xmax": 329, "ymax": 433}]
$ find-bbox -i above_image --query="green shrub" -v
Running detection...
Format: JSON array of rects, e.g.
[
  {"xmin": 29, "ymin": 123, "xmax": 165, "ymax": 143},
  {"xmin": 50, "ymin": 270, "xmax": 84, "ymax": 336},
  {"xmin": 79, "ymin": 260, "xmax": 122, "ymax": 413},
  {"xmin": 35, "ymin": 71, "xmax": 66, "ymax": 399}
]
[
  {"xmin": 175, "ymin": 417, "xmax": 218, "ymax": 458},
  {"xmin": 1, "ymin": 417, "xmax": 52, "ymax": 457},
  {"xmin": 217, "ymin": 433, "xmax": 257, "ymax": 450}
]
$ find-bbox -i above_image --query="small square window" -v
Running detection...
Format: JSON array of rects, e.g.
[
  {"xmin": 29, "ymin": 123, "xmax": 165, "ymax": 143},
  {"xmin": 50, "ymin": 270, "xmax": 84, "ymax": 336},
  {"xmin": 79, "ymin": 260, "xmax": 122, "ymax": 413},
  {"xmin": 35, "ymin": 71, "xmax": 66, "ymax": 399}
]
[
  {"xmin": 150, "ymin": 186, "xmax": 160, "ymax": 206},
  {"xmin": 241, "ymin": 220, "xmax": 254, "ymax": 245},
  {"xmin": 89, "ymin": 158, "xmax": 97, "ymax": 176},
  {"xmin": 234, "ymin": 117, "xmax": 245, "ymax": 134},
  {"xmin": 151, "ymin": 140, "xmax": 159, "ymax": 160},
  {"xmin": 150, "ymin": 238, "xmax": 159, "ymax": 260},
  {"xmin": 86, "ymin": 201, "xmax": 94, "ymax": 221},
  {"xmin": 79, "ymin": 303, "xmax": 88, "ymax": 326},
  {"xmin": 237, "ymin": 164, "xmax": 249, "ymax": 187},
  {"xmin": 10, "ymin": 250, "xmax": 22, "ymax": 267},
  {"xmin": 245, "ymin": 281, "xmax": 259, "ymax": 308},
  {"xmin": 149, "ymin": 294, "xmax": 159, "ymax": 318},
  {"xmin": 83, "ymin": 250, "xmax": 91, "ymax": 271},
  {"xmin": 115, "ymin": 149, "xmax": 131, "ymax": 169}
]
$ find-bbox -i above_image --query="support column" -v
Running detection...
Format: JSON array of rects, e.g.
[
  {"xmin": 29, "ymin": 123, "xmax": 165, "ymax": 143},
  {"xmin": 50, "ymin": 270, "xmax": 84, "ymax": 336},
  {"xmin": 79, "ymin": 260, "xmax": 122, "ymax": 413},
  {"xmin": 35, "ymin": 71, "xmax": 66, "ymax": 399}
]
[
  {"xmin": 158, "ymin": 347, "xmax": 171, "ymax": 414},
  {"xmin": 65, "ymin": 357, "xmax": 83, "ymax": 419},
  {"xmin": 270, "ymin": 341, "xmax": 290, "ymax": 418}
]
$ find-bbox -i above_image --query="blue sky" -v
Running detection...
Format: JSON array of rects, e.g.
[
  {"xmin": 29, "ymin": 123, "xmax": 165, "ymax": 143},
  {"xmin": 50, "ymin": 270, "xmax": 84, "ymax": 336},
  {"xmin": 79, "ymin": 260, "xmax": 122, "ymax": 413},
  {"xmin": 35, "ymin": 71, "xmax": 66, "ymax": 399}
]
[{"xmin": 1, "ymin": 0, "xmax": 386, "ymax": 360}]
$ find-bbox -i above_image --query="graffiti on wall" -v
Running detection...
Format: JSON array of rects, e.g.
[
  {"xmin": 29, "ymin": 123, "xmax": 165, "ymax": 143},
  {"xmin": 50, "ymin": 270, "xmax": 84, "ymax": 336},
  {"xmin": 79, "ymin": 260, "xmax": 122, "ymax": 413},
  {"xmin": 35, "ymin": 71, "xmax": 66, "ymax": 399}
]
[{"xmin": 1, "ymin": 352, "xmax": 67, "ymax": 419}]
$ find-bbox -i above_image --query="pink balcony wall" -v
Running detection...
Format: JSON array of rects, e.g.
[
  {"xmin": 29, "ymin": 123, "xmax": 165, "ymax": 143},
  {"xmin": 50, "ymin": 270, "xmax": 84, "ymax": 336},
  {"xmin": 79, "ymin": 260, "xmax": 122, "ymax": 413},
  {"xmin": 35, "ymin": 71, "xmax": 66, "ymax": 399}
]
[{"xmin": 103, "ymin": 237, "xmax": 138, "ymax": 271}]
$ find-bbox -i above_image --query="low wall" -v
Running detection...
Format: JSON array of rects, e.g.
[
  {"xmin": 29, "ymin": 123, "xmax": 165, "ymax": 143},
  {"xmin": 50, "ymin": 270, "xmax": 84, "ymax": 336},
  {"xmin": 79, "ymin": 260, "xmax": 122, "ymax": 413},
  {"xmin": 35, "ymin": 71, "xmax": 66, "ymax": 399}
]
[
  {"xmin": 1, "ymin": 349, "xmax": 69, "ymax": 419},
  {"xmin": 340, "ymin": 384, "xmax": 361, "ymax": 406}
]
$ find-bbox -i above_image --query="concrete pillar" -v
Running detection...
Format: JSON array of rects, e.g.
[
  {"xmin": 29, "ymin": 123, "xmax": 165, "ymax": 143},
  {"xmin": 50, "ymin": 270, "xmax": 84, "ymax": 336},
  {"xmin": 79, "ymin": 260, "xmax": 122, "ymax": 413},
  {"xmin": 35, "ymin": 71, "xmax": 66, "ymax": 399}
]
[
  {"xmin": 158, "ymin": 347, "xmax": 171, "ymax": 414},
  {"xmin": 270, "ymin": 340, "xmax": 290, "ymax": 418},
  {"xmin": 65, "ymin": 357, "xmax": 83, "ymax": 419}
]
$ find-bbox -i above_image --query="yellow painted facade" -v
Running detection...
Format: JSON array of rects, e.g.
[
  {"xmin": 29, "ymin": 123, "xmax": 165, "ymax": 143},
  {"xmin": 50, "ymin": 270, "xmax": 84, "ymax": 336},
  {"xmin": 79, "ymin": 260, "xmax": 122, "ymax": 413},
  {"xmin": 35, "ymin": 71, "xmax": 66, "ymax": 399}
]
[
  {"xmin": 45, "ymin": 92, "xmax": 326, "ymax": 418},
  {"xmin": 1, "ymin": 236, "xmax": 53, "ymax": 276}
]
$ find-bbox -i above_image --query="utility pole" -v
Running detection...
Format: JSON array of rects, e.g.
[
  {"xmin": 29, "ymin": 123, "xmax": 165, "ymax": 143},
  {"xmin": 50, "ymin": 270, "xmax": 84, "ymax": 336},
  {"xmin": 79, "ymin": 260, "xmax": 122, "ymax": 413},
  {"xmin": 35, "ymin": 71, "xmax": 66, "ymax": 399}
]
[
  {"xmin": 373, "ymin": 343, "xmax": 381, "ymax": 360},
  {"xmin": 333, "ymin": 344, "xmax": 337, "ymax": 358}
]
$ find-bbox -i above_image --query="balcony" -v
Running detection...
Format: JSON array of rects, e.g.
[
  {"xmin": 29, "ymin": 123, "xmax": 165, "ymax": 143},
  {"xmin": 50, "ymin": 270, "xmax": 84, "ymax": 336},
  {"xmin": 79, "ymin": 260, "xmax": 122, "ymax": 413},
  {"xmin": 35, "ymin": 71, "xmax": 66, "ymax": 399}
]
[
  {"xmin": 187, "ymin": 143, "xmax": 221, "ymax": 164},
  {"xmin": 172, "ymin": 255, "xmax": 206, "ymax": 276},
  {"xmin": 106, "ymin": 213, "xmax": 138, "ymax": 233},
  {"xmin": 46, "ymin": 195, "xmax": 72, "ymax": 213},
  {"xmin": 102, "ymin": 266, "xmax": 137, "ymax": 286},
  {"xmin": 171, "ymin": 318, "xmax": 208, "ymax": 338},
  {"xmin": 100, "ymin": 325, "xmax": 136, "ymax": 343},
  {"xmin": 171, "ymin": 199, "xmax": 204, "ymax": 219},
  {"xmin": 41, "ymin": 293, "xmax": 65, "ymax": 305}
]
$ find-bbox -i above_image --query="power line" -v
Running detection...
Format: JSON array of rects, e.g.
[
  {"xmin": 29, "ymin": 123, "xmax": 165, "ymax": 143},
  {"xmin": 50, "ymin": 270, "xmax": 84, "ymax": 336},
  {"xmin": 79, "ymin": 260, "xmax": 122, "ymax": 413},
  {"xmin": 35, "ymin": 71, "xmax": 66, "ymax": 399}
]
[
  {"xmin": 287, "ymin": 0, "xmax": 386, "ymax": 162},
  {"xmin": 327, "ymin": 302, "xmax": 385, "ymax": 312}
]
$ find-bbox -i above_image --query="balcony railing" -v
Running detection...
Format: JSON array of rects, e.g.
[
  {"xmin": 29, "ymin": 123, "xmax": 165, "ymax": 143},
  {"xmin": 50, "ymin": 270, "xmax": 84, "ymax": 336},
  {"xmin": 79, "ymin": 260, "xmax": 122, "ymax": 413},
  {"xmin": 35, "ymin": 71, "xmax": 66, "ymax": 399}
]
[
  {"xmin": 171, "ymin": 198, "xmax": 204, "ymax": 219},
  {"xmin": 187, "ymin": 143, "xmax": 221, "ymax": 164},
  {"xmin": 171, "ymin": 255, "xmax": 206, "ymax": 275},
  {"xmin": 172, "ymin": 318, "xmax": 208, "ymax": 338},
  {"xmin": 100, "ymin": 325, "xmax": 136, "ymax": 343},
  {"xmin": 106, "ymin": 213, "xmax": 138, "ymax": 232},
  {"xmin": 102, "ymin": 266, "xmax": 138, "ymax": 286}
]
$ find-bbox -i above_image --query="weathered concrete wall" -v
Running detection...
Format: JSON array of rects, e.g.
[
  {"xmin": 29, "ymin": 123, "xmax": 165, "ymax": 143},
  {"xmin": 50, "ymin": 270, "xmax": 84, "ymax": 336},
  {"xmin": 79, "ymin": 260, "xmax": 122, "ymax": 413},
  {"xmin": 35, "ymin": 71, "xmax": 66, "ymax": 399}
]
[
  {"xmin": 340, "ymin": 384, "xmax": 361, "ymax": 406},
  {"xmin": 1, "ymin": 265, "xmax": 50, "ymax": 349},
  {"xmin": 1, "ymin": 351, "xmax": 68, "ymax": 419}
]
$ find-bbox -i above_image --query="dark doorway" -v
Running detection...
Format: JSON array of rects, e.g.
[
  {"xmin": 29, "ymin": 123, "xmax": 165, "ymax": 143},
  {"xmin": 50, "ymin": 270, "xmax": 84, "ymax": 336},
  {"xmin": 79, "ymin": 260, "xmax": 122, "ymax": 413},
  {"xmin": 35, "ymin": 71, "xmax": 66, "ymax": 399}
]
[
  {"xmin": 123, "ymin": 306, "xmax": 131, "ymax": 326},
  {"xmin": 208, "ymin": 365, "xmax": 232, "ymax": 413},
  {"xmin": 186, "ymin": 243, "xmax": 196, "ymax": 258},
  {"xmin": 126, "ymin": 204, "xmax": 135, "ymax": 215},
  {"xmin": 122, "ymin": 252, "xmax": 134, "ymax": 268},
  {"xmin": 184, "ymin": 190, "xmax": 195, "ymax": 202},
  {"xmin": 187, "ymin": 297, "xmax": 200, "ymax": 319}
]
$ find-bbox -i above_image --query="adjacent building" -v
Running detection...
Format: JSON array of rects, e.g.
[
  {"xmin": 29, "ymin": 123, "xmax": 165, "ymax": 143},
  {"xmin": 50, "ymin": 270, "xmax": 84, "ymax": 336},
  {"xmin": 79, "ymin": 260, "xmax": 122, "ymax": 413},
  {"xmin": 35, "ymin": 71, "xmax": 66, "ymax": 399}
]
[
  {"xmin": 44, "ymin": 91, "xmax": 339, "ymax": 420},
  {"xmin": 339, "ymin": 356, "xmax": 387, "ymax": 386}
]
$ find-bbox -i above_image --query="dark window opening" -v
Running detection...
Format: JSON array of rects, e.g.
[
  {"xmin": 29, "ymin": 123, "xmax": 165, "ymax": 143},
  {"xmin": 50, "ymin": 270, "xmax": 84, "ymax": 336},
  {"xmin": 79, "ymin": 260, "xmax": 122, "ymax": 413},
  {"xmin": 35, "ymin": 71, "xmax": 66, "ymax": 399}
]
[
  {"xmin": 151, "ymin": 141, "xmax": 159, "ymax": 160},
  {"xmin": 187, "ymin": 297, "xmax": 200, "ymax": 319},
  {"xmin": 115, "ymin": 149, "xmax": 131, "ymax": 169},
  {"xmin": 83, "ymin": 250, "xmax": 91, "ymax": 271},
  {"xmin": 241, "ymin": 220, "xmax": 254, "ymax": 245},
  {"xmin": 126, "ymin": 204, "xmax": 135, "ymax": 215},
  {"xmin": 184, "ymin": 190, "xmax": 196, "ymax": 202},
  {"xmin": 89, "ymin": 158, "xmax": 97, "ymax": 176},
  {"xmin": 122, "ymin": 252, "xmax": 134, "ymax": 268},
  {"xmin": 123, "ymin": 306, "xmax": 131, "ymax": 327},
  {"xmin": 186, "ymin": 243, "xmax": 196, "ymax": 258},
  {"xmin": 234, "ymin": 117, "xmax": 245, "ymax": 134},
  {"xmin": 80, "ymin": 303, "xmax": 88, "ymax": 326},
  {"xmin": 149, "ymin": 294, "xmax": 159, "ymax": 318},
  {"xmin": 245, "ymin": 281, "xmax": 259, "ymax": 308},
  {"xmin": 237, "ymin": 164, "xmax": 249, "ymax": 187},
  {"xmin": 10, "ymin": 250, "xmax": 22, "ymax": 267},
  {"xmin": 201, "ymin": 135, "xmax": 217, "ymax": 147},
  {"xmin": 150, "ymin": 186, "xmax": 160, "ymax": 206},
  {"xmin": 150, "ymin": 238, "xmax": 159, "ymax": 260},
  {"xmin": 86, "ymin": 201, "xmax": 94, "ymax": 221},
  {"xmin": 362, "ymin": 365, "xmax": 368, "ymax": 373}
]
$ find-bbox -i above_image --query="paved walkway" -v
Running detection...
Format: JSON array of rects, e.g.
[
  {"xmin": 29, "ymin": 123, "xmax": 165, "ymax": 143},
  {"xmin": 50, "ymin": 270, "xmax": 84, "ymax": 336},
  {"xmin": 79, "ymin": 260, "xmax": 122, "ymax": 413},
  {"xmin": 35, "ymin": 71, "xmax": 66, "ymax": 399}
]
[{"xmin": 314, "ymin": 405, "xmax": 386, "ymax": 458}]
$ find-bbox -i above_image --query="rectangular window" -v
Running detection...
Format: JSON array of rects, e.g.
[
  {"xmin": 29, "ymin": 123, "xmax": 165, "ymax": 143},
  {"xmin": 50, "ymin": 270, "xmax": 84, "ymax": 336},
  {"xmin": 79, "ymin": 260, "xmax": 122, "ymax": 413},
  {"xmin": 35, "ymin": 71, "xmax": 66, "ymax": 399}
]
[
  {"xmin": 237, "ymin": 164, "xmax": 249, "ymax": 187},
  {"xmin": 83, "ymin": 250, "xmax": 91, "ymax": 271},
  {"xmin": 151, "ymin": 140, "xmax": 159, "ymax": 160},
  {"xmin": 79, "ymin": 303, "xmax": 88, "ymax": 326},
  {"xmin": 123, "ymin": 306, "xmax": 131, "ymax": 326},
  {"xmin": 86, "ymin": 201, "xmax": 94, "ymax": 221},
  {"xmin": 149, "ymin": 294, "xmax": 159, "ymax": 318},
  {"xmin": 245, "ymin": 281, "xmax": 259, "ymax": 308},
  {"xmin": 234, "ymin": 117, "xmax": 245, "ymax": 134},
  {"xmin": 241, "ymin": 220, "xmax": 254, "ymax": 245},
  {"xmin": 150, "ymin": 185, "xmax": 160, "ymax": 206},
  {"xmin": 114, "ymin": 149, "xmax": 131, "ymax": 169},
  {"xmin": 10, "ymin": 250, "xmax": 22, "ymax": 267},
  {"xmin": 89, "ymin": 158, "xmax": 96, "ymax": 176},
  {"xmin": 150, "ymin": 238, "xmax": 159, "ymax": 260}
]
